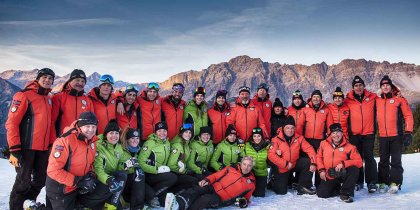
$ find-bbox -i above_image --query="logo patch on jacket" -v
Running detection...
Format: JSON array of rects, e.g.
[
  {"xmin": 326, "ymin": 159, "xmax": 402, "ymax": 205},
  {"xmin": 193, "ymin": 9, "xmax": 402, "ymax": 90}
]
[
  {"xmin": 91, "ymin": 143, "xmax": 95, "ymax": 150},
  {"xmin": 143, "ymin": 146, "xmax": 148, "ymax": 151},
  {"xmin": 55, "ymin": 145, "xmax": 64, "ymax": 151},
  {"xmin": 54, "ymin": 151, "xmax": 61, "ymax": 158},
  {"xmin": 225, "ymin": 112, "xmax": 230, "ymax": 116},
  {"xmin": 13, "ymin": 100, "xmax": 21, "ymax": 105},
  {"xmin": 343, "ymin": 111, "xmax": 348, "ymax": 115},
  {"xmin": 247, "ymin": 179, "xmax": 252, "ymax": 183},
  {"xmin": 250, "ymin": 107, "xmax": 255, "ymax": 111},
  {"xmin": 320, "ymin": 109, "xmax": 325, "ymax": 114},
  {"xmin": 180, "ymin": 105, "xmax": 184, "ymax": 110},
  {"xmin": 390, "ymin": 99, "xmax": 395, "ymax": 104},
  {"xmin": 365, "ymin": 98, "xmax": 369, "ymax": 102},
  {"xmin": 339, "ymin": 147, "xmax": 344, "ymax": 152},
  {"xmin": 82, "ymin": 100, "xmax": 87, "ymax": 105},
  {"xmin": 155, "ymin": 100, "xmax": 159, "ymax": 104},
  {"xmin": 111, "ymin": 100, "xmax": 115, "ymax": 104},
  {"xmin": 172, "ymin": 149, "xmax": 178, "ymax": 154},
  {"xmin": 10, "ymin": 106, "xmax": 17, "ymax": 113},
  {"xmin": 48, "ymin": 99, "xmax": 52, "ymax": 105},
  {"xmin": 265, "ymin": 103, "xmax": 270, "ymax": 107}
]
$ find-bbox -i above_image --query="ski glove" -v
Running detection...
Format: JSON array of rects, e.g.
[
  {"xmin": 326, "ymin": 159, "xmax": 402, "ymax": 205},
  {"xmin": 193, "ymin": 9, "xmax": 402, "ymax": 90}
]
[
  {"xmin": 124, "ymin": 157, "xmax": 139, "ymax": 170},
  {"xmin": 404, "ymin": 134, "xmax": 413, "ymax": 147},
  {"xmin": 177, "ymin": 161, "xmax": 186, "ymax": 173},
  {"xmin": 328, "ymin": 168, "xmax": 346, "ymax": 178},
  {"xmin": 157, "ymin": 165, "xmax": 170, "ymax": 174},
  {"xmin": 134, "ymin": 167, "xmax": 144, "ymax": 182},
  {"xmin": 107, "ymin": 176, "xmax": 125, "ymax": 193},
  {"xmin": 237, "ymin": 139, "xmax": 245, "ymax": 150},
  {"xmin": 235, "ymin": 197, "xmax": 248, "ymax": 208},
  {"xmin": 77, "ymin": 171, "xmax": 96, "ymax": 194}
]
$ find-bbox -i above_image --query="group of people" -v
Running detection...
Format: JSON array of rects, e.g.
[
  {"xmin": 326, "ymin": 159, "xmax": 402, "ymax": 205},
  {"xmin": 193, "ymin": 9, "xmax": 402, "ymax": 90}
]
[{"xmin": 5, "ymin": 67, "xmax": 414, "ymax": 210}]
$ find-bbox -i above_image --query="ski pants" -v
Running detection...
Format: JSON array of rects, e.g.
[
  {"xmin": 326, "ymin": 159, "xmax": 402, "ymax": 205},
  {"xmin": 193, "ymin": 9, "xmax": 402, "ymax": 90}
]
[
  {"xmin": 378, "ymin": 136, "xmax": 404, "ymax": 185},
  {"xmin": 177, "ymin": 185, "xmax": 223, "ymax": 210},
  {"xmin": 145, "ymin": 172, "xmax": 178, "ymax": 206},
  {"xmin": 317, "ymin": 166, "xmax": 359, "ymax": 198},
  {"xmin": 349, "ymin": 134, "xmax": 378, "ymax": 185}
]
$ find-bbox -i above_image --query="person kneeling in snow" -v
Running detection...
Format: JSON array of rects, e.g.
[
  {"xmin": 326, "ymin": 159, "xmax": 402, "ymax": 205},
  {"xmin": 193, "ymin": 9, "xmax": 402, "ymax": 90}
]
[
  {"xmin": 165, "ymin": 156, "xmax": 256, "ymax": 210},
  {"xmin": 316, "ymin": 123, "xmax": 363, "ymax": 203}
]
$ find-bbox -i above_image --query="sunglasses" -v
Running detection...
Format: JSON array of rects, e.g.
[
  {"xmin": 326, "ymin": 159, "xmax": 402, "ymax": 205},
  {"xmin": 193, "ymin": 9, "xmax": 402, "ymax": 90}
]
[
  {"xmin": 100, "ymin": 74, "xmax": 114, "ymax": 85},
  {"xmin": 148, "ymin": 82, "xmax": 159, "ymax": 90}
]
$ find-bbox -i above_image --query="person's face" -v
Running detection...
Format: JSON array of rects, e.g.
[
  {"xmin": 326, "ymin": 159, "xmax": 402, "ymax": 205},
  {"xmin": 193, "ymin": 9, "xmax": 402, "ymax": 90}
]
[
  {"xmin": 331, "ymin": 131, "xmax": 343, "ymax": 144},
  {"xmin": 283, "ymin": 125, "xmax": 295, "ymax": 137},
  {"xmin": 156, "ymin": 129, "xmax": 168, "ymax": 140},
  {"xmin": 240, "ymin": 159, "xmax": 254, "ymax": 174},
  {"xmin": 381, "ymin": 84, "xmax": 392, "ymax": 94},
  {"xmin": 216, "ymin": 96, "xmax": 225, "ymax": 106},
  {"xmin": 69, "ymin": 78, "xmax": 86, "ymax": 92},
  {"xmin": 353, "ymin": 83, "xmax": 365, "ymax": 95},
  {"xmin": 333, "ymin": 97, "xmax": 343, "ymax": 106},
  {"xmin": 274, "ymin": 106, "xmax": 283, "ymax": 115},
  {"xmin": 147, "ymin": 89, "xmax": 158, "ymax": 101},
  {"xmin": 182, "ymin": 130, "xmax": 192, "ymax": 141},
  {"xmin": 195, "ymin": 94, "xmax": 204, "ymax": 105},
  {"xmin": 253, "ymin": 134, "xmax": 262, "ymax": 144},
  {"xmin": 172, "ymin": 90, "xmax": 183, "ymax": 100},
  {"xmin": 125, "ymin": 91, "xmax": 137, "ymax": 105},
  {"xmin": 128, "ymin": 136, "xmax": 140, "ymax": 147},
  {"xmin": 311, "ymin": 95, "xmax": 321, "ymax": 105},
  {"xmin": 257, "ymin": 89, "xmax": 267, "ymax": 98},
  {"xmin": 200, "ymin": 133, "xmax": 211, "ymax": 143},
  {"xmin": 239, "ymin": 91, "xmax": 250, "ymax": 104},
  {"xmin": 80, "ymin": 124, "xmax": 97, "ymax": 140},
  {"xmin": 293, "ymin": 98, "xmax": 302, "ymax": 107},
  {"xmin": 106, "ymin": 131, "xmax": 120, "ymax": 145},
  {"xmin": 226, "ymin": 134, "xmax": 237, "ymax": 143},
  {"xmin": 38, "ymin": 75, "xmax": 54, "ymax": 89},
  {"xmin": 99, "ymin": 83, "xmax": 112, "ymax": 96}
]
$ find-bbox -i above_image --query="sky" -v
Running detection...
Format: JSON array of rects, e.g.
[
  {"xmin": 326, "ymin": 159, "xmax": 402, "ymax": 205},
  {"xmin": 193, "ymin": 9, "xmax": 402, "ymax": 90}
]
[{"xmin": 0, "ymin": 0, "xmax": 419, "ymax": 83}]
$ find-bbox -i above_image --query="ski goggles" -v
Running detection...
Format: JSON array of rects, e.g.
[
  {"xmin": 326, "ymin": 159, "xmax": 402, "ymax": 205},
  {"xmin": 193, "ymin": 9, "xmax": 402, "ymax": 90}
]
[
  {"xmin": 182, "ymin": 123, "xmax": 193, "ymax": 130},
  {"xmin": 126, "ymin": 84, "xmax": 139, "ymax": 92},
  {"xmin": 172, "ymin": 83, "xmax": 185, "ymax": 92},
  {"xmin": 147, "ymin": 82, "xmax": 159, "ymax": 90},
  {"xmin": 252, "ymin": 128, "xmax": 262, "ymax": 133},
  {"xmin": 195, "ymin": 87, "xmax": 206, "ymax": 94},
  {"xmin": 333, "ymin": 92, "xmax": 344, "ymax": 96},
  {"xmin": 293, "ymin": 92, "xmax": 302, "ymax": 96},
  {"xmin": 99, "ymin": 74, "xmax": 115, "ymax": 85}
]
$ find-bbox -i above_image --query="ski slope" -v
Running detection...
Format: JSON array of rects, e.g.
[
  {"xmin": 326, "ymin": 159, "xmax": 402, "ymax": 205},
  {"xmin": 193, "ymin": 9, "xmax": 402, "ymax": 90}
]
[{"xmin": 1, "ymin": 154, "xmax": 419, "ymax": 210}]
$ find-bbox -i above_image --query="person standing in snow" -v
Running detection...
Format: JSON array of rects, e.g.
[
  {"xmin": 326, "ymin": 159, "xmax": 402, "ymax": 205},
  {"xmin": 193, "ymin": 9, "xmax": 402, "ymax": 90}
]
[{"xmin": 376, "ymin": 75, "xmax": 414, "ymax": 193}]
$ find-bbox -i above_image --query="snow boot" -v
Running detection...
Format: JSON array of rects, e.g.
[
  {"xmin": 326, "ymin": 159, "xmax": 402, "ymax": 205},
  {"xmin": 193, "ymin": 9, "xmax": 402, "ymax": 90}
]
[
  {"xmin": 355, "ymin": 183, "xmax": 363, "ymax": 191},
  {"xmin": 388, "ymin": 183, "xmax": 400, "ymax": 194},
  {"xmin": 23, "ymin": 200, "xmax": 47, "ymax": 210},
  {"xmin": 340, "ymin": 194, "xmax": 353, "ymax": 203},
  {"xmin": 297, "ymin": 185, "xmax": 316, "ymax": 195},
  {"xmin": 378, "ymin": 183, "xmax": 389, "ymax": 193},
  {"xmin": 164, "ymin": 193, "xmax": 179, "ymax": 210},
  {"xmin": 367, "ymin": 183, "xmax": 378, "ymax": 193}
]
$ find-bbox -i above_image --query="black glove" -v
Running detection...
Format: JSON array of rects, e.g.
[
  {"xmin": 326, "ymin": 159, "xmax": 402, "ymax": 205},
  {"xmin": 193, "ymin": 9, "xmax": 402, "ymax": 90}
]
[
  {"xmin": 1, "ymin": 146, "xmax": 10, "ymax": 159},
  {"xmin": 327, "ymin": 168, "xmax": 336, "ymax": 178},
  {"xmin": 77, "ymin": 172, "xmax": 96, "ymax": 194},
  {"xmin": 328, "ymin": 168, "xmax": 346, "ymax": 178},
  {"xmin": 235, "ymin": 197, "xmax": 248, "ymax": 208},
  {"xmin": 108, "ymin": 177, "xmax": 124, "ymax": 193},
  {"xmin": 404, "ymin": 134, "xmax": 413, "ymax": 147}
]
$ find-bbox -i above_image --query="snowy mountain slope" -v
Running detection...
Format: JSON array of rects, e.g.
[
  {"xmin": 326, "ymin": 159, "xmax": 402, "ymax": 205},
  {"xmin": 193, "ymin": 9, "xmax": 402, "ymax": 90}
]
[{"xmin": 1, "ymin": 153, "xmax": 419, "ymax": 210}]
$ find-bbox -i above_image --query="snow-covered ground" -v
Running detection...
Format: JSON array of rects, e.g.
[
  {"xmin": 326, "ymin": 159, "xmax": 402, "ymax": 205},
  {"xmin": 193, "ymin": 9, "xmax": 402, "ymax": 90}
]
[{"xmin": 1, "ymin": 154, "xmax": 419, "ymax": 210}]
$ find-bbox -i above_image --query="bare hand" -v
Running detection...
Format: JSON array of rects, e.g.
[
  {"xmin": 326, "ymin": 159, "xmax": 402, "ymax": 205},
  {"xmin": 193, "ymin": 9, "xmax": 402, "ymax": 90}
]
[
  {"xmin": 320, "ymin": 171, "xmax": 326, "ymax": 181},
  {"xmin": 309, "ymin": 165, "xmax": 317, "ymax": 173},
  {"xmin": 198, "ymin": 180, "xmax": 209, "ymax": 187},
  {"xmin": 287, "ymin": 162, "xmax": 293, "ymax": 170},
  {"xmin": 335, "ymin": 163, "xmax": 344, "ymax": 171},
  {"xmin": 117, "ymin": 102, "xmax": 125, "ymax": 115},
  {"xmin": 276, "ymin": 150, "xmax": 282, "ymax": 156}
]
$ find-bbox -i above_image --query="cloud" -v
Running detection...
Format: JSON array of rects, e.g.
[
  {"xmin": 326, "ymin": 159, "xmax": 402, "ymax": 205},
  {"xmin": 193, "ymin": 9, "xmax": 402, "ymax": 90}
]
[{"xmin": 0, "ymin": 18, "xmax": 127, "ymax": 27}]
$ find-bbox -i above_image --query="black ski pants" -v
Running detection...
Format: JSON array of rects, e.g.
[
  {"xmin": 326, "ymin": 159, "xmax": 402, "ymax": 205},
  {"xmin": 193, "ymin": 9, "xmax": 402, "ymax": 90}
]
[
  {"xmin": 271, "ymin": 157, "xmax": 313, "ymax": 195},
  {"xmin": 349, "ymin": 134, "xmax": 378, "ymax": 185},
  {"xmin": 378, "ymin": 136, "xmax": 404, "ymax": 185},
  {"xmin": 317, "ymin": 166, "xmax": 359, "ymax": 198}
]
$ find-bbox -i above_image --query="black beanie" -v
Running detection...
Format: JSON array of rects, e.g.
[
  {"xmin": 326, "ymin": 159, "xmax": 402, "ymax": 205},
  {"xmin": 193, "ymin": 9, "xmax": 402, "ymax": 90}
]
[
  {"xmin": 311, "ymin": 89, "xmax": 323, "ymax": 99},
  {"xmin": 199, "ymin": 126, "xmax": 212, "ymax": 136},
  {"xmin": 257, "ymin": 83, "xmax": 269, "ymax": 92},
  {"xmin": 194, "ymin": 86, "xmax": 206, "ymax": 97},
  {"xmin": 352, "ymin": 75, "xmax": 365, "ymax": 87},
  {"xmin": 69, "ymin": 69, "xmax": 87, "ymax": 82},
  {"xmin": 155, "ymin": 122, "xmax": 168, "ymax": 131},
  {"xmin": 239, "ymin": 86, "xmax": 250, "ymax": 94},
  {"xmin": 77, "ymin": 112, "xmax": 98, "ymax": 127},
  {"xmin": 126, "ymin": 128, "xmax": 140, "ymax": 139},
  {"xmin": 273, "ymin": 98, "xmax": 283, "ymax": 108},
  {"xmin": 284, "ymin": 116, "xmax": 296, "ymax": 127},
  {"xmin": 292, "ymin": 90, "xmax": 304, "ymax": 101},
  {"xmin": 103, "ymin": 119, "xmax": 120, "ymax": 137},
  {"xmin": 225, "ymin": 124, "xmax": 237, "ymax": 137},
  {"xmin": 216, "ymin": 90, "xmax": 227, "ymax": 99},
  {"xmin": 333, "ymin": 87, "xmax": 344, "ymax": 99},
  {"xmin": 252, "ymin": 127, "xmax": 263, "ymax": 136},
  {"xmin": 329, "ymin": 123, "xmax": 343, "ymax": 133},
  {"xmin": 36, "ymin": 68, "xmax": 55, "ymax": 81},
  {"xmin": 380, "ymin": 75, "xmax": 393, "ymax": 87}
]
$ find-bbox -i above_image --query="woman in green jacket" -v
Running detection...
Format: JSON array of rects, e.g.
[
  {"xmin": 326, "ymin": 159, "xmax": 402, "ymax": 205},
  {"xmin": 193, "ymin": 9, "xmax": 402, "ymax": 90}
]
[
  {"xmin": 210, "ymin": 124, "xmax": 242, "ymax": 171},
  {"xmin": 138, "ymin": 122, "xmax": 177, "ymax": 207},
  {"xmin": 167, "ymin": 123, "xmax": 199, "ymax": 193},
  {"xmin": 183, "ymin": 86, "xmax": 209, "ymax": 136},
  {"xmin": 187, "ymin": 126, "xmax": 214, "ymax": 179},
  {"xmin": 118, "ymin": 127, "xmax": 157, "ymax": 209},
  {"xmin": 94, "ymin": 120, "xmax": 128, "ymax": 208},
  {"xmin": 242, "ymin": 127, "xmax": 270, "ymax": 197}
]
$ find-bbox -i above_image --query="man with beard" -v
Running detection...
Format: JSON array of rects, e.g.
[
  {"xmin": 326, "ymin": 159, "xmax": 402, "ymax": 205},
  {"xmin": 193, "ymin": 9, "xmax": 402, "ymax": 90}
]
[
  {"xmin": 51, "ymin": 69, "xmax": 94, "ymax": 140},
  {"xmin": 161, "ymin": 83, "xmax": 187, "ymax": 140},
  {"xmin": 287, "ymin": 90, "xmax": 306, "ymax": 136},
  {"xmin": 116, "ymin": 84, "xmax": 141, "ymax": 131},
  {"xmin": 251, "ymin": 83, "xmax": 272, "ymax": 135},
  {"xmin": 138, "ymin": 82, "xmax": 162, "ymax": 141},
  {"xmin": 327, "ymin": 87, "xmax": 350, "ymax": 137},
  {"xmin": 226, "ymin": 86, "xmax": 268, "ymax": 142},
  {"xmin": 207, "ymin": 90, "xmax": 230, "ymax": 144}
]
